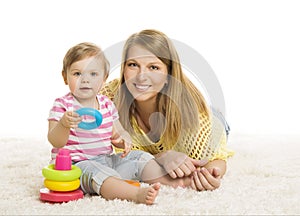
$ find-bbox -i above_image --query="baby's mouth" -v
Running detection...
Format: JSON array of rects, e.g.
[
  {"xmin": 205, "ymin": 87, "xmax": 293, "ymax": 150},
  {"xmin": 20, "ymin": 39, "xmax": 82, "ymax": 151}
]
[{"xmin": 80, "ymin": 87, "xmax": 92, "ymax": 90}]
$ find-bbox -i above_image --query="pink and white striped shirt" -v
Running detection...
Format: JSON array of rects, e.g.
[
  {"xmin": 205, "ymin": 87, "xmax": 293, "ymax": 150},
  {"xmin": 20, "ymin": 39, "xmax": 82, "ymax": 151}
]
[{"xmin": 48, "ymin": 93, "xmax": 119, "ymax": 162}]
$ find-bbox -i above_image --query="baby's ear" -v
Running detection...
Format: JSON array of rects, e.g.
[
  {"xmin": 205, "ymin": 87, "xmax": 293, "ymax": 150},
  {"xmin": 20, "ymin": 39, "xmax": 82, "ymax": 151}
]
[{"xmin": 62, "ymin": 70, "xmax": 68, "ymax": 84}]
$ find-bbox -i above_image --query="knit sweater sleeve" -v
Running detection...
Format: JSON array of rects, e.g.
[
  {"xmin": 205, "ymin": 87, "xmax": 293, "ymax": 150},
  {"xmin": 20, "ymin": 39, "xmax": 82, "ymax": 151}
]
[
  {"xmin": 99, "ymin": 79, "xmax": 120, "ymax": 101},
  {"xmin": 173, "ymin": 112, "xmax": 234, "ymax": 161}
]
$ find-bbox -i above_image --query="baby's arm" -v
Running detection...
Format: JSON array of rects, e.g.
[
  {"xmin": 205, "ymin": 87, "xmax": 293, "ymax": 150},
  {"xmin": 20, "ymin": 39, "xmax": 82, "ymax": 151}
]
[
  {"xmin": 48, "ymin": 111, "xmax": 82, "ymax": 148},
  {"xmin": 111, "ymin": 119, "xmax": 132, "ymax": 157}
]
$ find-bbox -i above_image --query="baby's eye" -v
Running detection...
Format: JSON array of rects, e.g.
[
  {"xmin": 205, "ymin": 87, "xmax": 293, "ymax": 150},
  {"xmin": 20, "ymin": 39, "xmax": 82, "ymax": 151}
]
[
  {"xmin": 90, "ymin": 72, "xmax": 98, "ymax": 76},
  {"xmin": 73, "ymin": 72, "xmax": 81, "ymax": 76}
]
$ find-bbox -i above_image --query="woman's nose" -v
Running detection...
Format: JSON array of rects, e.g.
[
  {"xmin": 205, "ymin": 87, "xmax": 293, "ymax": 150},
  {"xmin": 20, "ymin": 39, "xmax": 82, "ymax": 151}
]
[{"xmin": 136, "ymin": 67, "xmax": 147, "ymax": 81}]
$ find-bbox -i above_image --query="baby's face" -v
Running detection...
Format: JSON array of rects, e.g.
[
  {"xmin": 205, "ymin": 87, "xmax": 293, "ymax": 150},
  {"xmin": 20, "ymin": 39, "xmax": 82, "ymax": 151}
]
[{"xmin": 67, "ymin": 56, "xmax": 105, "ymax": 101}]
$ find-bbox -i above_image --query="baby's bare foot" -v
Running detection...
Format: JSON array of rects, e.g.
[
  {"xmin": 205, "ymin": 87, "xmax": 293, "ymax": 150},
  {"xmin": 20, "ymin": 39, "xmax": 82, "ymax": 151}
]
[{"xmin": 136, "ymin": 182, "xmax": 160, "ymax": 205}]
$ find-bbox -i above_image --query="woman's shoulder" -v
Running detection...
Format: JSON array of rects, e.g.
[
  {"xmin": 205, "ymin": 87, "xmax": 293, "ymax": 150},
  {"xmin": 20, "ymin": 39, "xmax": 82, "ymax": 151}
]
[{"xmin": 99, "ymin": 79, "xmax": 120, "ymax": 100}]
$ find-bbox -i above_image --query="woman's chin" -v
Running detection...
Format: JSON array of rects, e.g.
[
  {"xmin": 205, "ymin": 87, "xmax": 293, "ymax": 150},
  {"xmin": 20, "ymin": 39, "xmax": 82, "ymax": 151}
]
[{"xmin": 133, "ymin": 93, "xmax": 157, "ymax": 102}]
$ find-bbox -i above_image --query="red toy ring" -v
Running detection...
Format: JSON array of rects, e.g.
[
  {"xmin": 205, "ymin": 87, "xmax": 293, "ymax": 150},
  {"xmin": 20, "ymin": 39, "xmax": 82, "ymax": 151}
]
[{"xmin": 40, "ymin": 188, "xmax": 84, "ymax": 203}]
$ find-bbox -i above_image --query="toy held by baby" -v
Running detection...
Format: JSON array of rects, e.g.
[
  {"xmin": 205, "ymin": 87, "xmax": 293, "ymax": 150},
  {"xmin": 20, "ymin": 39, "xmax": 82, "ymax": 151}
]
[{"xmin": 75, "ymin": 107, "xmax": 103, "ymax": 130}]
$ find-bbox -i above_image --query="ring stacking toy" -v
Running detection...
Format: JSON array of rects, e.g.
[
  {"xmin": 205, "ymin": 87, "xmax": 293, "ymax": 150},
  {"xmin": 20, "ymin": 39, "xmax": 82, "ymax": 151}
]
[
  {"xmin": 40, "ymin": 188, "xmax": 83, "ymax": 203},
  {"xmin": 124, "ymin": 179, "xmax": 141, "ymax": 187},
  {"xmin": 76, "ymin": 108, "xmax": 103, "ymax": 130},
  {"xmin": 42, "ymin": 164, "xmax": 81, "ymax": 182},
  {"xmin": 44, "ymin": 179, "xmax": 80, "ymax": 192},
  {"xmin": 40, "ymin": 149, "xmax": 84, "ymax": 203}
]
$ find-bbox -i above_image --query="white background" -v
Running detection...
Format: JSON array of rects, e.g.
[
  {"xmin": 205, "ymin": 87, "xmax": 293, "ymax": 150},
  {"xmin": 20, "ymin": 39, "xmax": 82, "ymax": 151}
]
[{"xmin": 0, "ymin": 0, "xmax": 299, "ymax": 138}]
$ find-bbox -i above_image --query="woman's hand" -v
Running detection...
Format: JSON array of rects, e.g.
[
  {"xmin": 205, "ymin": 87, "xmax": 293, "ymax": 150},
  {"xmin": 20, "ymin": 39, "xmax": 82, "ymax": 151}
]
[
  {"xmin": 168, "ymin": 157, "xmax": 209, "ymax": 179},
  {"xmin": 155, "ymin": 150, "xmax": 208, "ymax": 178},
  {"xmin": 111, "ymin": 137, "xmax": 132, "ymax": 158},
  {"xmin": 190, "ymin": 167, "xmax": 221, "ymax": 191},
  {"xmin": 190, "ymin": 160, "xmax": 226, "ymax": 191}
]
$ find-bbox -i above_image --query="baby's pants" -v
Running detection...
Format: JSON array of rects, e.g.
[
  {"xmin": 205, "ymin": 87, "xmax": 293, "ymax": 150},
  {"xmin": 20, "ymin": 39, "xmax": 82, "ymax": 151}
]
[{"xmin": 75, "ymin": 150, "xmax": 154, "ymax": 195}]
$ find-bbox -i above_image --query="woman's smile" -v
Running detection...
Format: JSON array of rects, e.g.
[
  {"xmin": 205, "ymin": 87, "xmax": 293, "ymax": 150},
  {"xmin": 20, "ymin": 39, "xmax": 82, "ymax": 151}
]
[
  {"xmin": 124, "ymin": 46, "xmax": 168, "ymax": 101},
  {"xmin": 134, "ymin": 83, "xmax": 152, "ymax": 92}
]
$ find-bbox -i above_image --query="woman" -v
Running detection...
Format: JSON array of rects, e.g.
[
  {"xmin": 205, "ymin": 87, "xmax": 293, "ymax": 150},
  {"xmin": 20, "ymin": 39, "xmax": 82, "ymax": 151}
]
[{"xmin": 101, "ymin": 29, "xmax": 234, "ymax": 191}]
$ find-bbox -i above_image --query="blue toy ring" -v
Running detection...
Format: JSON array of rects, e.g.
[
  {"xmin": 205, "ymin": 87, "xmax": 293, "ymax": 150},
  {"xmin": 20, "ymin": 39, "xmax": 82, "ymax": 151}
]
[{"xmin": 75, "ymin": 108, "xmax": 103, "ymax": 130}]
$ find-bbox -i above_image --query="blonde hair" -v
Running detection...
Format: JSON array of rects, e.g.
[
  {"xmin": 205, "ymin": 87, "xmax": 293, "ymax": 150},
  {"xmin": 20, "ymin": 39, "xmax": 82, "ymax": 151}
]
[
  {"xmin": 115, "ymin": 29, "xmax": 209, "ymax": 144},
  {"xmin": 62, "ymin": 42, "xmax": 110, "ymax": 84}
]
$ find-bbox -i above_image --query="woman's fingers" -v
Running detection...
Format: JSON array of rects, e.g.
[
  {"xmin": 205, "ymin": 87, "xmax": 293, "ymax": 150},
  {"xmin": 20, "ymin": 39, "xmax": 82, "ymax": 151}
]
[
  {"xmin": 179, "ymin": 163, "xmax": 194, "ymax": 176},
  {"xmin": 192, "ymin": 170, "xmax": 204, "ymax": 191},
  {"xmin": 190, "ymin": 158, "xmax": 208, "ymax": 167},
  {"xmin": 168, "ymin": 170, "xmax": 177, "ymax": 179},
  {"xmin": 190, "ymin": 176, "xmax": 196, "ymax": 190},
  {"xmin": 170, "ymin": 162, "xmax": 194, "ymax": 178},
  {"xmin": 190, "ymin": 168, "xmax": 221, "ymax": 191},
  {"xmin": 174, "ymin": 167, "xmax": 185, "ymax": 178},
  {"xmin": 183, "ymin": 160, "xmax": 196, "ymax": 175},
  {"xmin": 200, "ymin": 168, "xmax": 220, "ymax": 189},
  {"xmin": 198, "ymin": 169, "xmax": 214, "ymax": 190}
]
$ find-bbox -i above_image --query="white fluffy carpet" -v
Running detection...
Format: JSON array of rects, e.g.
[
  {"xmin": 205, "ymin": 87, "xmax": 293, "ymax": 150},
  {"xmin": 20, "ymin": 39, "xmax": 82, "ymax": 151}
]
[{"xmin": 1, "ymin": 133, "xmax": 299, "ymax": 215}]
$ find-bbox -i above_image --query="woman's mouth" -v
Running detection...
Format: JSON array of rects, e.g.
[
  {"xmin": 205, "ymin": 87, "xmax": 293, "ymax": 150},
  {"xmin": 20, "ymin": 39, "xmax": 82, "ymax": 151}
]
[{"xmin": 134, "ymin": 84, "xmax": 151, "ymax": 91}]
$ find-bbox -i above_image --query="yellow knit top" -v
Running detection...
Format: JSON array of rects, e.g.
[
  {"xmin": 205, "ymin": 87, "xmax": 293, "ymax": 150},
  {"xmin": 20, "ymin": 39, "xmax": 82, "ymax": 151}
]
[{"xmin": 100, "ymin": 79, "xmax": 234, "ymax": 161}]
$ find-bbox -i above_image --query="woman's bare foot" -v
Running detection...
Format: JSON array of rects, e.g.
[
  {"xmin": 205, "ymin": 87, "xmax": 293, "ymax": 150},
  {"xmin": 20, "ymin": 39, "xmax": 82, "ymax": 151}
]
[{"xmin": 136, "ymin": 182, "xmax": 160, "ymax": 205}]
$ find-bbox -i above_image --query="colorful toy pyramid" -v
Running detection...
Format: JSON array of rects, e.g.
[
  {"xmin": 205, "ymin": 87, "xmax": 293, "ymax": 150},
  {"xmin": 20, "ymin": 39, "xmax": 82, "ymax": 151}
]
[{"xmin": 40, "ymin": 149, "xmax": 84, "ymax": 203}]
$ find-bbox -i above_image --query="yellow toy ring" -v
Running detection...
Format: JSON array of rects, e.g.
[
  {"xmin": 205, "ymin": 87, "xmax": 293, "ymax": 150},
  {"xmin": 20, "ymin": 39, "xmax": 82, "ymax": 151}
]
[
  {"xmin": 42, "ymin": 164, "xmax": 82, "ymax": 182},
  {"xmin": 44, "ymin": 179, "xmax": 80, "ymax": 192}
]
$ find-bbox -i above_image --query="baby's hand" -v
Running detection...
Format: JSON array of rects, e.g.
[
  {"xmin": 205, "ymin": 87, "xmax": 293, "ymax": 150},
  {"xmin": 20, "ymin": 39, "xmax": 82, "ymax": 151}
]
[
  {"xmin": 111, "ymin": 137, "xmax": 132, "ymax": 158},
  {"xmin": 60, "ymin": 111, "xmax": 82, "ymax": 128}
]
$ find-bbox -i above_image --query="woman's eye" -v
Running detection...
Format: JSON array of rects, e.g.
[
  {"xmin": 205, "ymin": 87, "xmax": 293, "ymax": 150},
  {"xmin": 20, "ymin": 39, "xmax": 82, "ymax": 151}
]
[
  {"xmin": 150, "ymin": 65, "xmax": 159, "ymax": 70},
  {"xmin": 128, "ymin": 62, "xmax": 137, "ymax": 67}
]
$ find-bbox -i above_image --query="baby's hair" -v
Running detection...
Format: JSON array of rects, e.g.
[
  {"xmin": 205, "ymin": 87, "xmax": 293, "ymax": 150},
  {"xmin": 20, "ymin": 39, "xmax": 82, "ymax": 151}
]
[{"xmin": 62, "ymin": 42, "xmax": 110, "ymax": 84}]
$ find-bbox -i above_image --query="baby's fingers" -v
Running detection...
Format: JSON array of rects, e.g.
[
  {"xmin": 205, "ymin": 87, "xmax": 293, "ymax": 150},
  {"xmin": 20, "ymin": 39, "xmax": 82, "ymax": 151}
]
[
  {"xmin": 121, "ymin": 145, "xmax": 131, "ymax": 158},
  {"xmin": 62, "ymin": 111, "xmax": 82, "ymax": 128}
]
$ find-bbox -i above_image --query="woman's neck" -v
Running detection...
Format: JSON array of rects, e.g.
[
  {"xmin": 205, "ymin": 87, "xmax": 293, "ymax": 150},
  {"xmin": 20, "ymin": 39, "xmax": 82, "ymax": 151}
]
[
  {"xmin": 135, "ymin": 99, "xmax": 157, "ymax": 119},
  {"xmin": 134, "ymin": 98, "xmax": 163, "ymax": 142}
]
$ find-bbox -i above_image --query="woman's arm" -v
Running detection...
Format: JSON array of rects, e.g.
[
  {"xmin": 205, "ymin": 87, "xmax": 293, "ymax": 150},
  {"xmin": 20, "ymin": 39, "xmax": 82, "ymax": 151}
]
[
  {"xmin": 204, "ymin": 159, "xmax": 226, "ymax": 177},
  {"xmin": 154, "ymin": 150, "xmax": 208, "ymax": 178}
]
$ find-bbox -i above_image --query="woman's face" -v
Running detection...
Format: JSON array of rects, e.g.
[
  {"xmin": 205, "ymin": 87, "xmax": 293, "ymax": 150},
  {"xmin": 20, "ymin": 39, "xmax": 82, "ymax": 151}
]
[{"xmin": 123, "ymin": 46, "xmax": 168, "ymax": 102}]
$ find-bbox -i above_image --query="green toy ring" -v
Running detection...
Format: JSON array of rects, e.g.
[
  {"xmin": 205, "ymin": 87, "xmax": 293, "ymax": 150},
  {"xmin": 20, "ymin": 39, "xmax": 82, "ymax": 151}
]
[{"xmin": 42, "ymin": 164, "xmax": 82, "ymax": 182}]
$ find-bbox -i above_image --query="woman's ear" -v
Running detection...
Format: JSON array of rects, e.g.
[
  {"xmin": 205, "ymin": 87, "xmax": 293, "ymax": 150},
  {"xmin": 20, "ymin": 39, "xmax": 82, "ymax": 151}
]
[
  {"xmin": 165, "ymin": 77, "xmax": 168, "ymax": 85},
  {"xmin": 104, "ymin": 72, "xmax": 109, "ymax": 81}
]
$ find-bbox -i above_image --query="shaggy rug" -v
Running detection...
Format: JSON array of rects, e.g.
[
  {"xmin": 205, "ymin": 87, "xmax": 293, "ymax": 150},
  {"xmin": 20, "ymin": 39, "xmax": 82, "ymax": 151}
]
[{"xmin": 1, "ymin": 133, "xmax": 299, "ymax": 215}]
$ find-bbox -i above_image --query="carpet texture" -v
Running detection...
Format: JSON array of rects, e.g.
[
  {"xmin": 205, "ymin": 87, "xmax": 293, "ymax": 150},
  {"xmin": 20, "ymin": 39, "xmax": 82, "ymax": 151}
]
[{"xmin": 1, "ymin": 134, "xmax": 299, "ymax": 215}]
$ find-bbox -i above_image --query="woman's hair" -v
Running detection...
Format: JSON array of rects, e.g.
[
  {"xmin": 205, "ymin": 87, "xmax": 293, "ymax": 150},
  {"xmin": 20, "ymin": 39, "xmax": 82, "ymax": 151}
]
[
  {"xmin": 61, "ymin": 42, "xmax": 110, "ymax": 84},
  {"xmin": 115, "ymin": 29, "xmax": 209, "ymax": 144}
]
